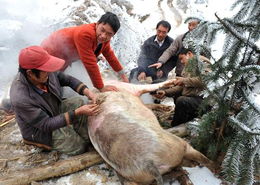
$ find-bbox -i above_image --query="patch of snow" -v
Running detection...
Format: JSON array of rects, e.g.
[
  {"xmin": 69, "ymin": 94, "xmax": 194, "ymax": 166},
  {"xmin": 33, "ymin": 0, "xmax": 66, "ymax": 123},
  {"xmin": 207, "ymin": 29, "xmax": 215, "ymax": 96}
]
[{"xmin": 184, "ymin": 166, "xmax": 222, "ymax": 185}]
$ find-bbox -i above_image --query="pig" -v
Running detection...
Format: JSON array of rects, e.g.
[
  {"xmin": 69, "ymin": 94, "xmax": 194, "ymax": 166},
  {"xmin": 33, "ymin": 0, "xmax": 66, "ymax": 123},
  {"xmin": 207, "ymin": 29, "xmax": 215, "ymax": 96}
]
[{"xmin": 87, "ymin": 80, "xmax": 212, "ymax": 185}]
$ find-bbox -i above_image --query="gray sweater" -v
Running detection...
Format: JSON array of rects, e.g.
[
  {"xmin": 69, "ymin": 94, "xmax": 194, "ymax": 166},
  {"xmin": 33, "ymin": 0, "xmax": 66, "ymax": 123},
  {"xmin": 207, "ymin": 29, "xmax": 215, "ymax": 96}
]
[{"xmin": 10, "ymin": 72, "xmax": 86, "ymax": 149}]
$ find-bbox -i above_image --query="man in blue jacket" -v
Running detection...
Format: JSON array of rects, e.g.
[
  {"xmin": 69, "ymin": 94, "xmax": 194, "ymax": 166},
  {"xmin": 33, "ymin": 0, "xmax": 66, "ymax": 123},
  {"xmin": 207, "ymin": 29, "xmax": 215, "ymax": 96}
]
[
  {"xmin": 10, "ymin": 46, "xmax": 100, "ymax": 155},
  {"xmin": 129, "ymin": 20, "xmax": 177, "ymax": 83}
]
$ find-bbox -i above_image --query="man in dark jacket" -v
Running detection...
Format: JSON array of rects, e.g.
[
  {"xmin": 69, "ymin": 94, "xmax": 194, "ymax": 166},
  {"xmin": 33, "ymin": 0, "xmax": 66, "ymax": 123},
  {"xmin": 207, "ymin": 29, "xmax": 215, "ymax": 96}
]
[
  {"xmin": 10, "ymin": 46, "xmax": 100, "ymax": 155},
  {"xmin": 129, "ymin": 20, "xmax": 176, "ymax": 83}
]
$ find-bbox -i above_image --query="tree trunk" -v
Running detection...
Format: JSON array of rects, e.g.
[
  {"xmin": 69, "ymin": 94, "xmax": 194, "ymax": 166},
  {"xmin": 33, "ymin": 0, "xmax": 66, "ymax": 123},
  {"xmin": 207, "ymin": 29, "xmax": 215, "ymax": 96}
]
[{"xmin": 0, "ymin": 151, "xmax": 103, "ymax": 185}]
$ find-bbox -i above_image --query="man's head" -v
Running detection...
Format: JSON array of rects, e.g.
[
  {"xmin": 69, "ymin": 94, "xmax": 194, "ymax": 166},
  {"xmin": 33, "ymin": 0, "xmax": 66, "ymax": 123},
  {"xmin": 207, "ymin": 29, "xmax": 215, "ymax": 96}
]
[
  {"xmin": 178, "ymin": 47, "xmax": 194, "ymax": 65},
  {"xmin": 156, "ymin": 20, "xmax": 171, "ymax": 42},
  {"xmin": 96, "ymin": 12, "xmax": 120, "ymax": 43},
  {"xmin": 19, "ymin": 46, "xmax": 65, "ymax": 84},
  {"xmin": 187, "ymin": 19, "xmax": 200, "ymax": 32}
]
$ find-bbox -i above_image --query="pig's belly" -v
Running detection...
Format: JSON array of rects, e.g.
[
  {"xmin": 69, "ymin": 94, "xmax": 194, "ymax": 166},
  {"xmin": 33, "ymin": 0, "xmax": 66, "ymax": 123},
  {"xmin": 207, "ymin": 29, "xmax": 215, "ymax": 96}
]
[{"xmin": 87, "ymin": 91, "xmax": 165, "ymax": 173}]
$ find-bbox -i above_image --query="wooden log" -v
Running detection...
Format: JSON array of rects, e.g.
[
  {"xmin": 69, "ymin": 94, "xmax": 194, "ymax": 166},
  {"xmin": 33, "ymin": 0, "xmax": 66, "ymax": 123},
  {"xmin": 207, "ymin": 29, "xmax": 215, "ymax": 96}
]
[
  {"xmin": 0, "ymin": 117, "xmax": 15, "ymax": 128},
  {"xmin": 0, "ymin": 151, "xmax": 103, "ymax": 185}
]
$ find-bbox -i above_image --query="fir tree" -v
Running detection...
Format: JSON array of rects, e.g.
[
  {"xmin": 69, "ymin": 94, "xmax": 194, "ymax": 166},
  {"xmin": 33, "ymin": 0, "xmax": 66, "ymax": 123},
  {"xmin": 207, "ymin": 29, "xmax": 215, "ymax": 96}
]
[{"xmin": 183, "ymin": 0, "xmax": 260, "ymax": 184}]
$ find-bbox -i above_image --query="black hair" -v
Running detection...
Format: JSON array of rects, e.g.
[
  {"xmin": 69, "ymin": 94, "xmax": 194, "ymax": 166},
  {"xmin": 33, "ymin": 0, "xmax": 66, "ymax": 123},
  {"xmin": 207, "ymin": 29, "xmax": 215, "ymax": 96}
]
[
  {"xmin": 178, "ymin": 47, "xmax": 193, "ymax": 55},
  {"xmin": 97, "ymin": 12, "xmax": 120, "ymax": 33},
  {"xmin": 19, "ymin": 66, "xmax": 41, "ymax": 78},
  {"xmin": 156, "ymin": 20, "xmax": 171, "ymax": 32}
]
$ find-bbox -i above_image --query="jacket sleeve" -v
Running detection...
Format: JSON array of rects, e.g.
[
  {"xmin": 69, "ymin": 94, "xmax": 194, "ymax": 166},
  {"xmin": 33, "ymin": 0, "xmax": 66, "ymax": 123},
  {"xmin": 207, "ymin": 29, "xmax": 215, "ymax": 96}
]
[
  {"xmin": 102, "ymin": 42, "xmax": 123, "ymax": 72},
  {"xmin": 74, "ymin": 29, "xmax": 104, "ymax": 89},
  {"xmin": 182, "ymin": 77, "xmax": 204, "ymax": 88},
  {"xmin": 57, "ymin": 72, "xmax": 88, "ymax": 94},
  {"xmin": 158, "ymin": 34, "xmax": 183, "ymax": 64},
  {"xmin": 164, "ymin": 86, "xmax": 183, "ymax": 97},
  {"xmin": 13, "ymin": 100, "xmax": 67, "ymax": 133}
]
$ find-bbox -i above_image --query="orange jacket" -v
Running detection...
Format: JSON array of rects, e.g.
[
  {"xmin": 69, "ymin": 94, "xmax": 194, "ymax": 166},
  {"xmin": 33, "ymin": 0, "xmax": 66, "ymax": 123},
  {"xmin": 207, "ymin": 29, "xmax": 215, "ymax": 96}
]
[{"xmin": 41, "ymin": 23, "xmax": 123, "ymax": 89}]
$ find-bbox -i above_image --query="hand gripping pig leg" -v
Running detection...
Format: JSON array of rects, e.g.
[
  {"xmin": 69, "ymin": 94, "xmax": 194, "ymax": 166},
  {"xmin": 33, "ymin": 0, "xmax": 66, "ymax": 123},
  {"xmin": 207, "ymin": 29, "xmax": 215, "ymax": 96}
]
[
  {"xmin": 135, "ymin": 79, "xmax": 176, "ymax": 96},
  {"xmin": 104, "ymin": 79, "xmax": 176, "ymax": 97}
]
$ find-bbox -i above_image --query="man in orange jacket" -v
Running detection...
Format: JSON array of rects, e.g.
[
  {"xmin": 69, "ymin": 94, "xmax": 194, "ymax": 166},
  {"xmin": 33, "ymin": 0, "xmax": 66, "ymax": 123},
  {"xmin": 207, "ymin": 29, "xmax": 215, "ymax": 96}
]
[{"xmin": 41, "ymin": 12, "xmax": 129, "ymax": 92}]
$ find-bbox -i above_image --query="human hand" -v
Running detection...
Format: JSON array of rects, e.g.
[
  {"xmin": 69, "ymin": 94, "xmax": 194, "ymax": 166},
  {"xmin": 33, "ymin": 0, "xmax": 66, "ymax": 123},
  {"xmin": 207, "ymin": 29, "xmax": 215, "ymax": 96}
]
[
  {"xmin": 148, "ymin": 62, "xmax": 162, "ymax": 69},
  {"xmin": 174, "ymin": 77, "xmax": 185, "ymax": 86},
  {"xmin": 120, "ymin": 74, "xmax": 129, "ymax": 83},
  {"xmin": 100, "ymin": 85, "xmax": 119, "ymax": 92},
  {"xmin": 75, "ymin": 104, "xmax": 100, "ymax": 116},
  {"xmin": 154, "ymin": 90, "xmax": 166, "ymax": 99},
  {"xmin": 137, "ymin": 72, "xmax": 146, "ymax": 81},
  {"xmin": 83, "ymin": 88, "xmax": 97, "ymax": 103}
]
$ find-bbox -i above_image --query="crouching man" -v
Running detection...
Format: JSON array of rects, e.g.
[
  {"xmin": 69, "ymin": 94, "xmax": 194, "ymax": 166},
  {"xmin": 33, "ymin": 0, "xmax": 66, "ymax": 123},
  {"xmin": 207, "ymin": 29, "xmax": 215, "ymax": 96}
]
[
  {"xmin": 10, "ymin": 46, "xmax": 100, "ymax": 155},
  {"xmin": 154, "ymin": 47, "xmax": 211, "ymax": 126}
]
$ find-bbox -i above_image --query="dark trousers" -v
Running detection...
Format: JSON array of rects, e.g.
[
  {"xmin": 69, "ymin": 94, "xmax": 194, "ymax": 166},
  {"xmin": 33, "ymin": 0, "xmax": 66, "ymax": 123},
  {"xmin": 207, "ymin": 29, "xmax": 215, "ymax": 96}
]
[{"xmin": 172, "ymin": 96, "xmax": 203, "ymax": 126}]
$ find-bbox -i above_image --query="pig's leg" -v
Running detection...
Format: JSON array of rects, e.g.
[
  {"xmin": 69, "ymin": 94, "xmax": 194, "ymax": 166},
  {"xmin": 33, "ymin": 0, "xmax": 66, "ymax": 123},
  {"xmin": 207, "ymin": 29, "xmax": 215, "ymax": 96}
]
[
  {"xmin": 116, "ymin": 172, "xmax": 138, "ymax": 185},
  {"xmin": 145, "ymin": 160, "xmax": 164, "ymax": 185},
  {"xmin": 104, "ymin": 79, "xmax": 175, "ymax": 96},
  {"xmin": 184, "ymin": 144, "xmax": 216, "ymax": 172},
  {"xmin": 135, "ymin": 79, "xmax": 175, "ymax": 96}
]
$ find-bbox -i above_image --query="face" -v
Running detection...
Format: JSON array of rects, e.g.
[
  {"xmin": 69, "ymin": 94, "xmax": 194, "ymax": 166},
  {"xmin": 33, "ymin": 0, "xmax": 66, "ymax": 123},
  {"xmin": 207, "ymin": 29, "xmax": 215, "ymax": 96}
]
[
  {"xmin": 188, "ymin": 21, "xmax": 199, "ymax": 31},
  {"xmin": 156, "ymin": 25, "xmax": 169, "ymax": 42},
  {"xmin": 27, "ymin": 70, "xmax": 49, "ymax": 85},
  {"xmin": 179, "ymin": 51, "xmax": 194, "ymax": 65},
  {"xmin": 96, "ymin": 23, "xmax": 115, "ymax": 43}
]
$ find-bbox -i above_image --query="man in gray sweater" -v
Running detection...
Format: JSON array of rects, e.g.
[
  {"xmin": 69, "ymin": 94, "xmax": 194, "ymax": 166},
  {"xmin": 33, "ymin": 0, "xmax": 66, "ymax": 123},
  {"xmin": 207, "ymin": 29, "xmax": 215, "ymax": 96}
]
[
  {"xmin": 129, "ymin": 20, "xmax": 177, "ymax": 83},
  {"xmin": 149, "ymin": 18, "xmax": 200, "ymax": 76}
]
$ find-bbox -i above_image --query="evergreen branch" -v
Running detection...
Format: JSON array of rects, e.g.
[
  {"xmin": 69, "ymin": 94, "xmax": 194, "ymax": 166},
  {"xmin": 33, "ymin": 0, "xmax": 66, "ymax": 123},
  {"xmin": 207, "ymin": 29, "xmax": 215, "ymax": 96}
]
[
  {"xmin": 240, "ymin": 65, "xmax": 260, "ymax": 72},
  {"xmin": 246, "ymin": 48, "xmax": 256, "ymax": 65},
  {"xmin": 225, "ymin": 19, "xmax": 257, "ymax": 29},
  {"xmin": 233, "ymin": 1, "xmax": 250, "ymax": 21},
  {"xmin": 214, "ymin": 65, "xmax": 259, "ymax": 93},
  {"xmin": 222, "ymin": 140, "xmax": 243, "ymax": 182},
  {"xmin": 241, "ymin": 88, "xmax": 260, "ymax": 115},
  {"xmin": 228, "ymin": 117, "xmax": 260, "ymax": 135},
  {"xmin": 236, "ymin": 145, "xmax": 259, "ymax": 185},
  {"xmin": 241, "ymin": 31, "xmax": 252, "ymax": 66},
  {"xmin": 230, "ymin": 0, "xmax": 244, "ymax": 10},
  {"xmin": 215, "ymin": 13, "xmax": 260, "ymax": 54},
  {"xmin": 230, "ymin": 82, "xmax": 239, "ymax": 110}
]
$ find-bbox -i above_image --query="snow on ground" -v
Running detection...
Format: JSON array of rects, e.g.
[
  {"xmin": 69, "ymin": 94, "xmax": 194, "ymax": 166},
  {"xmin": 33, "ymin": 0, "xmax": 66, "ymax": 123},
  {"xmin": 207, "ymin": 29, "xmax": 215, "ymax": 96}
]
[{"xmin": 0, "ymin": 0, "xmax": 239, "ymax": 184}]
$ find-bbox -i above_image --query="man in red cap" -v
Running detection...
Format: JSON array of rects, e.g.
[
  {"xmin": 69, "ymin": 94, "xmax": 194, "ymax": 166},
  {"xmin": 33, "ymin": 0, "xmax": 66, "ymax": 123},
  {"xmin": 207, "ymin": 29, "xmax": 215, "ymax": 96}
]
[
  {"xmin": 41, "ymin": 12, "xmax": 129, "ymax": 92},
  {"xmin": 10, "ymin": 46, "xmax": 100, "ymax": 155}
]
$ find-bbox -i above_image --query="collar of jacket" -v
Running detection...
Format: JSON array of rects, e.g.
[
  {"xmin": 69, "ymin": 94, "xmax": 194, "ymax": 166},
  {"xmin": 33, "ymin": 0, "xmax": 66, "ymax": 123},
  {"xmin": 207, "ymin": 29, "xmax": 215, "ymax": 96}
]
[{"xmin": 17, "ymin": 72, "xmax": 61, "ymax": 116}]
